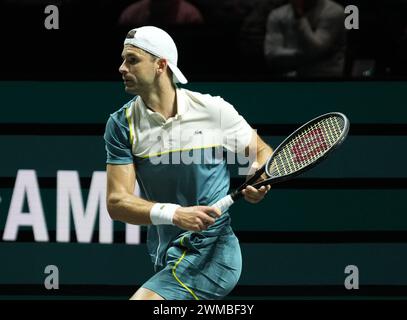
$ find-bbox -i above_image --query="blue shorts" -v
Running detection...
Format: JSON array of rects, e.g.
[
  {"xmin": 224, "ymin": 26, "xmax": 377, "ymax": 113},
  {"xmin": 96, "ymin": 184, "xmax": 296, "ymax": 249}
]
[{"xmin": 142, "ymin": 228, "xmax": 242, "ymax": 300}]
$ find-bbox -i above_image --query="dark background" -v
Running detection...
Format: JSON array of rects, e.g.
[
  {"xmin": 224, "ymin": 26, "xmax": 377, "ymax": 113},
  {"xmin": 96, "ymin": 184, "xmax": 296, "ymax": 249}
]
[
  {"xmin": 0, "ymin": 0, "xmax": 407, "ymax": 300},
  {"xmin": 0, "ymin": 0, "xmax": 406, "ymax": 81}
]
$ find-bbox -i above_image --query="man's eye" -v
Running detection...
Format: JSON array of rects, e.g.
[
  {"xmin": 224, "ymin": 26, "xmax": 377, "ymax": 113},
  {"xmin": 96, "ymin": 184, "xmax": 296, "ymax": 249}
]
[{"xmin": 128, "ymin": 58, "xmax": 138, "ymax": 64}]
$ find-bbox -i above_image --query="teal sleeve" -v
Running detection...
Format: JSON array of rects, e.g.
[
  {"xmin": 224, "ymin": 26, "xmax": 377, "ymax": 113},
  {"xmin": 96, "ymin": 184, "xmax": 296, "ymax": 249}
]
[{"xmin": 104, "ymin": 112, "xmax": 134, "ymax": 165}]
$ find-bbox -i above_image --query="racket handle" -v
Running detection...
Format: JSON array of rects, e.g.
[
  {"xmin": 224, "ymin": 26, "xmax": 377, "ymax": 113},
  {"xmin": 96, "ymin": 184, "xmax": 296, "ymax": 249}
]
[
  {"xmin": 211, "ymin": 195, "xmax": 234, "ymax": 213},
  {"xmin": 237, "ymin": 165, "xmax": 266, "ymax": 192}
]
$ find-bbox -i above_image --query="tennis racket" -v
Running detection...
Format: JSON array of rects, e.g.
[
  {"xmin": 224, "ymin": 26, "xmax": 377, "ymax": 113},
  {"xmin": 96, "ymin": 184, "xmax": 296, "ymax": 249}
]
[{"xmin": 212, "ymin": 112, "xmax": 350, "ymax": 213}]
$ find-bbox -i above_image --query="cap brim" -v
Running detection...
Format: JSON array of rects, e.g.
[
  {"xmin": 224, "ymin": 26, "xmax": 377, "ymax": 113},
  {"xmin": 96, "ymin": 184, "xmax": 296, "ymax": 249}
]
[{"xmin": 168, "ymin": 62, "xmax": 188, "ymax": 84}]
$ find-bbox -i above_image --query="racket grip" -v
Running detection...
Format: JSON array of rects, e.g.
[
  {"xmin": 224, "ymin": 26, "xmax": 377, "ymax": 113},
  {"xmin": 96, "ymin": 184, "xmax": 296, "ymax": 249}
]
[{"xmin": 211, "ymin": 195, "xmax": 234, "ymax": 213}]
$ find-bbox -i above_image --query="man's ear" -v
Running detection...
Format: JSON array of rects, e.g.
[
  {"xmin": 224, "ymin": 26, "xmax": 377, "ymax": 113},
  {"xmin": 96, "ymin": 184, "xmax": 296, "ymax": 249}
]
[{"xmin": 157, "ymin": 58, "xmax": 168, "ymax": 75}]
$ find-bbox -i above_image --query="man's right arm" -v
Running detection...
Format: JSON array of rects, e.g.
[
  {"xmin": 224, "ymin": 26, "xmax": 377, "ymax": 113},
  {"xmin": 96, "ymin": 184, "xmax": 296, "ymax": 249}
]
[
  {"xmin": 106, "ymin": 163, "xmax": 153, "ymax": 225},
  {"xmin": 106, "ymin": 164, "xmax": 221, "ymax": 231}
]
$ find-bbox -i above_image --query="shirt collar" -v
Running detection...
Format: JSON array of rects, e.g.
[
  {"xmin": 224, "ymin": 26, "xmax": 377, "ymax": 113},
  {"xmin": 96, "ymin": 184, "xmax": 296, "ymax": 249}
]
[{"xmin": 137, "ymin": 88, "xmax": 187, "ymax": 123}]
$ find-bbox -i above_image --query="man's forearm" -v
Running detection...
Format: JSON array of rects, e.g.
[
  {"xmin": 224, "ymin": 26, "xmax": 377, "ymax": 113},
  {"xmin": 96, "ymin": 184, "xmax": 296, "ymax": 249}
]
[
  {"xmin": 107, "ymin": 193, "xmax": 154, "ymax": 225},
  {"xmin": 257, "ymin": 143, "xmax": 273, "ymax": 167},
  {"xmin": 256, "ymin": 143, "xmax": 273, "ymax": 183}
]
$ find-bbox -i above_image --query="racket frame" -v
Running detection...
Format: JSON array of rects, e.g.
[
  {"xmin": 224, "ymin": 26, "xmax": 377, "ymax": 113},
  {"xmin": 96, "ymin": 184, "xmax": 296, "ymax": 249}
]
[{"xmin": 231, "ymin": 112, "xmax": 350, "ymax": 200}]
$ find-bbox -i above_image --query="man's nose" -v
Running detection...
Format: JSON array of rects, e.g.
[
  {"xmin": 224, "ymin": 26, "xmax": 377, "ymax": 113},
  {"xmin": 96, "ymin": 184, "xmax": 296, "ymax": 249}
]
[{"xmin": 119, "ymin": 61, "xmax": 128, "ymax": 74}]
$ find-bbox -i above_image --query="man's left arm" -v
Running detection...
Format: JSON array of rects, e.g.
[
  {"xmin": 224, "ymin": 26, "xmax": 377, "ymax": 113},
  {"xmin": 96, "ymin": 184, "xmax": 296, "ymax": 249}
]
[
  {"xmin": 242, "ymin": 131, "xmax": 273, "ymax": 204},
  {"xmin": 216, "ymin": 98, "xmax": 273, "ymax": 203}
]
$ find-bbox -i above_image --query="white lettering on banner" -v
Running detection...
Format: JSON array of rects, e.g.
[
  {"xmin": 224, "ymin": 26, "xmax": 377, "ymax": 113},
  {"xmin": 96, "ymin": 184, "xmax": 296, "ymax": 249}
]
[
  {"xmin": 1, "ymin": 169, "xmax": 140, "ymax": 245},
  {"xmin": 56, "ymin": 171, "xmax": 112, "ymax": 243},
  {"xmin": 126, "ymin": 223, "xmax": 140, "ymax": 244},
  {"xmin": 3, "ymin": 170, "xmax": 49, "ymax": 241}
]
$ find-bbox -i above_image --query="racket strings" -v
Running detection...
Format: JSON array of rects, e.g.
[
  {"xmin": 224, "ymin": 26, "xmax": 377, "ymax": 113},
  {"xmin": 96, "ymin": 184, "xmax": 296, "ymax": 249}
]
[{"xmin": 268, "ymin": 116, "xmax": 345, "ymax": 176}]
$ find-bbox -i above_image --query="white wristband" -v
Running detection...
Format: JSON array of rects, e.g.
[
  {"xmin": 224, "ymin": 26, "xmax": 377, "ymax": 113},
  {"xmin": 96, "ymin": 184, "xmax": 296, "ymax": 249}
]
[{"xmin": 150, "ymin": 203, "xmax": 180, "ymax": 225}]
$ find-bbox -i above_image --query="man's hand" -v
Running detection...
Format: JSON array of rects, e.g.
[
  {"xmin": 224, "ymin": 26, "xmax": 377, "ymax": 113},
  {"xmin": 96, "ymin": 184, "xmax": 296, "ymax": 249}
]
[
  {"xmin": 243, "ymin": 161, "xmax": 271, "ymax": 204},
  {"xmin": 173, "ymin": 206, "xmax": 221, "ymax": 232},
  {"xmin": 242, "ymin": 185, "xmax": 270, "ymax": 203}
]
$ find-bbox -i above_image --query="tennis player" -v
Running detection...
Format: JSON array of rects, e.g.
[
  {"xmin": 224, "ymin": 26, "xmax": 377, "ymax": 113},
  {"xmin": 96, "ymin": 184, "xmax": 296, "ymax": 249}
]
[{"xmin": 104, "ymin": 26, "xmax": 273, "ymax": 300}]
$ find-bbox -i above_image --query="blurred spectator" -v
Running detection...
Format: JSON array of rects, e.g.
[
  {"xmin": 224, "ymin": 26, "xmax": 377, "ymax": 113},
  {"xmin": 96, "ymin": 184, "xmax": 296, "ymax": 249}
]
[
  {"xmin": 118, "ymin": 0, "xmax": 204, "ymax": 27},
  {"xmin": 210, "ymin": 0, "xmax": 253, "ymax": 25},
  {"xmin": 239, "ymin": 0, "xmax": 286, "ymax": 78},
  {"xmin": 264, "ymin": 0, "xmax": 346, "ymax": 78}
]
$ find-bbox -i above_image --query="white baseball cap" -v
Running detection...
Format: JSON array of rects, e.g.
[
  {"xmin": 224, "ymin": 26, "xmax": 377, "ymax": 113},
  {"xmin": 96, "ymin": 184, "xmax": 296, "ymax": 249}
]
[{"xmin": 124, "ymin": 26, "xmax": 188, "ymax": 84}]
